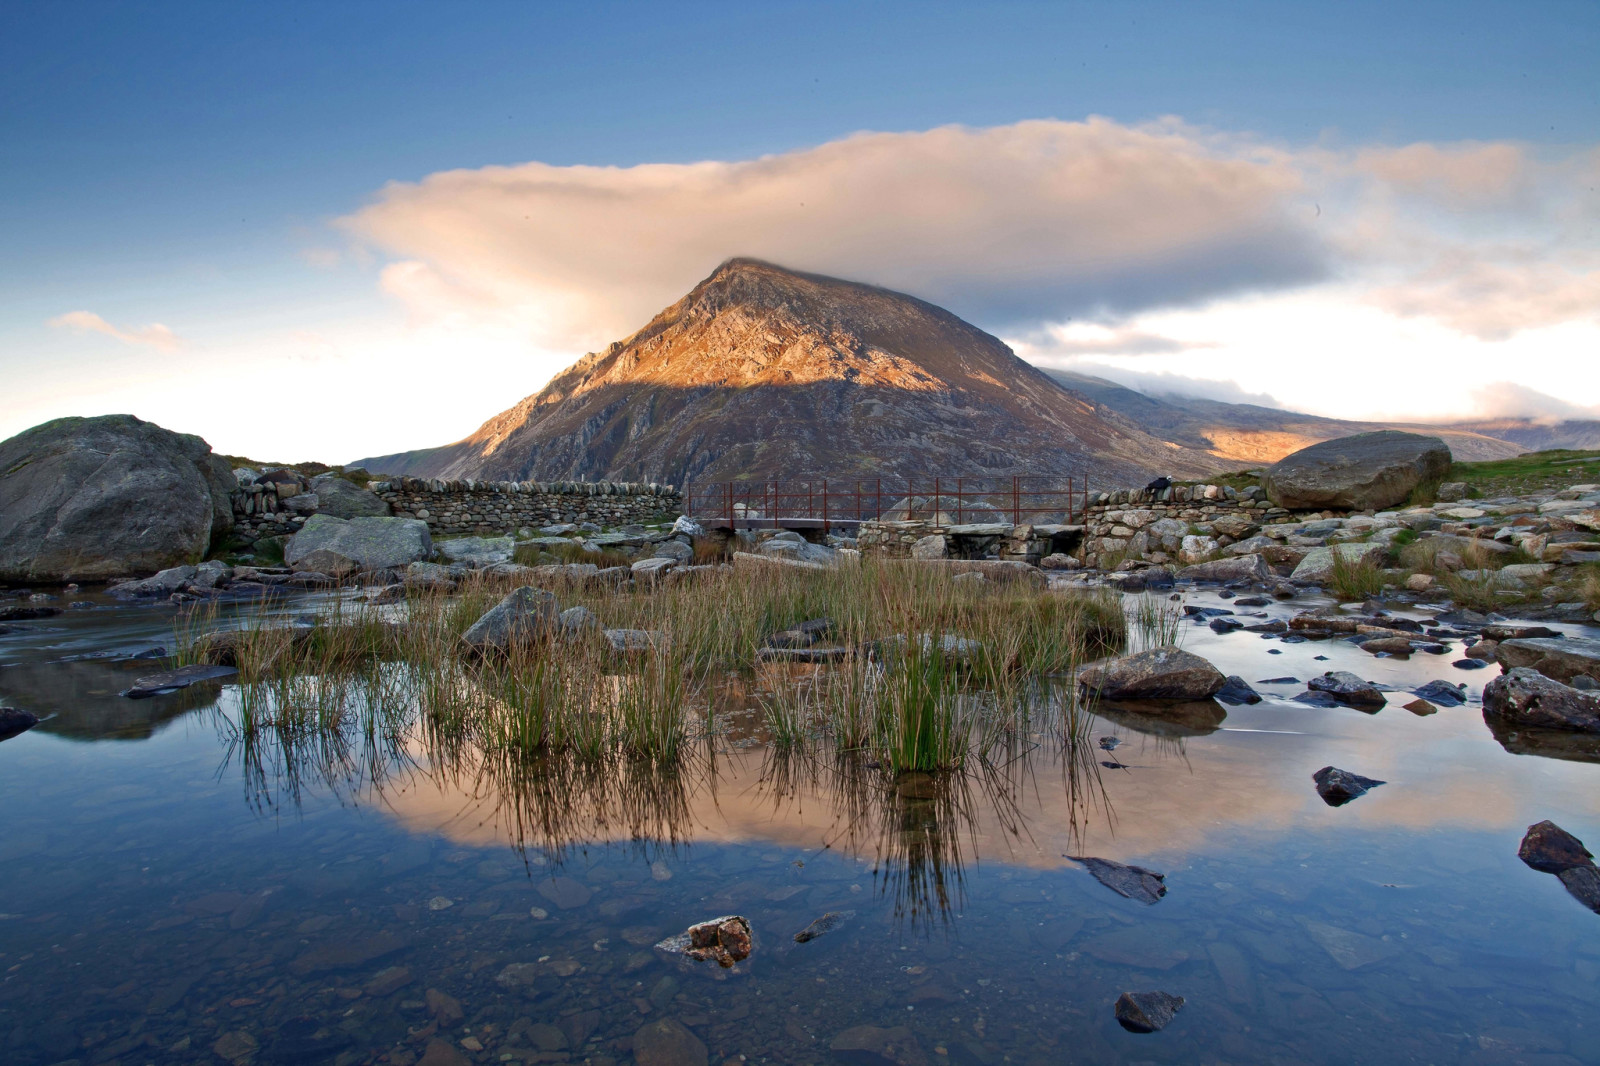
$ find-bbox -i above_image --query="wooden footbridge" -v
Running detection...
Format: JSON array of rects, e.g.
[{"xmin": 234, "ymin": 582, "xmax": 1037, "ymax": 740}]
[{"xmin": 681, "ymin": 475, "xmax": 1093, "ymax": 532}]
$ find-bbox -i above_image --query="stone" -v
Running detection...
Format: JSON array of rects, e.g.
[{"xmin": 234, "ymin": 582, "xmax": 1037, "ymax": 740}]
[
  {"xmin": 604, "ymin": 628, "xmax": 667, "ymax": 653},
  {"xmin": 1404, "ymin": 698, "xmax": 1438, "ymax": 715},
  {"xmin": 1178, "ymin": 534, "xmax": 1219, "ymax": 563},
  {"xmin": 1307, "ymin": 671, "xmax": 1387, "ymax": 710},
  {"xmin": 437, "ymin": 535, "xmax": 515, "ymax": 565},
  {"xmin": 632, "ymin": 556, "xmax": 678, "ymax": 578},
  {"xmin": 1436, "ymin": 481, "xmax": 1469, "ymax": 502},
  {"xmin": 461, "ymin": 586, "xmax": 559, "ymax": 652},
  {"xmin": 364, "ymin": 965, "xmax": 413, "ymax": 996},
  {"xmin": 1069, "ymin": 856, "xmax": 1167, "ymax": 904},
  {"xmin": 425, "ymin": 987, "xmax": 464, "ymax": 1025},
  {"xmin": 309, "ymin": 473, "xmax": 390, "ymax": 518},
  {"xmin": 671, "ymin": 515, "xmax": 704, "ymax": 536},
  {"xmin": 558, "ymin": 605, "xmax": 600, "ymax": 636},
  {"xmin": 284, "ymin": 514, "xmax": 432, "ymax": 576},
  {"xmin": 1558, "ymin": 866, "xmax": 1600, "ymax": 913},
  {"xmin": 1078, "ymin": 646, "xmax": 1227, "ymax": 701},
  {"xmin": 403, "ymin": 561, "xmax": 457, "ymax": 591},
  {"xmin": 417, "ymin": 1039, "xmax": 472, "ymax": 1066},
  {"xmin": 1215, "ymin": 676, "xmax": 1262, "ymax": 705},
  {"xmin": 1177, "ymin": 554, "xmax": 1271, "ymax": 583},
  {"xmin": 1114, "ymin": 991, "xmax": 1186, "ymax": 1034},
  {"xmin": 289, "ymin": 930, "xmax": 408, "ymax": 975},
  {"xmin": 653, "ymin": 538, "xmax": 694, "ymax": 562},
  {"xmin": 654, "ymin": 915, "xmax": 752, "ymax": 968},
  {"xmin": 1288, "ymin": 541, "xmax": 1389, "ymax": 585},
  {"xmin": 1263, "ymin": 431, "xmax": 1452, "ymax": 511},
  {"xmin": 1483, "ymin": 668, "xmax": 1600, "ymax": 733},
  {"xmin": 106, "ymin": 564, "xmax": 198, "ymax": 598},
  {"xmin": 910, "ymin": 534, "xmax": 948, "ymax": 560},
  {"xmin": 756, "ymin": 535, "xmax": 838, "ymax": 565},
  {"xmin": 1496, "ymin": 636, "xmax": 1600, "ymax": 685},
  {"xmin": 121, "ymin": 663, "xmax": 237, "ymax": 699},
  {"xmin": 793, "ymin": 910, "xmax": 855, "ymax": 943},
  {"xmin": 0, "ymin": 414, "xmax": 235, "ymax": 583},
  {"xmin": 1040, "ymin": 552, "xmax": 1082, "ymax": 570},
  {"xmin": 535, "ymin": 876, "xmax": 593, "ymax": 909},
  {"xmin": 212, "ymin": 1030, "xmax": 259, "ymax": 1064},
  {"xmin": 1302, "ymin": 920, "xmax": 1401, "ymax": 970},
  {"xmin": 0, "ymin": 707, "xmax": 41, "ymax": 742},
  {"xmin": 1519, "ymin": 820, "xmax": 1594, "ymax": 873},
  {"xmin": 1412, "ymin": 679, "xmax": 1466, "ymax": 706},
  {"xmin": 1313, "ymin": 766, "xmax": 1386, "ymax": 806},
  {"xmin": 829, "ymin": 1025, "xmax": 928, "ymax": 1066}
]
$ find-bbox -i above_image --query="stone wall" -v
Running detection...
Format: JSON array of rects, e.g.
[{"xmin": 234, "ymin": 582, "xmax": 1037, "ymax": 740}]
[
  {"xmin": 857, "ymin": 520, "xmax": 1081, "ymax": 564},
  {"xmin": 373, "ymin": 477, "xmax": 682, "ymax": 537},
  {"xmin": 1080, "ymin": 481, "xmax": 1322, "ymax": 569}
]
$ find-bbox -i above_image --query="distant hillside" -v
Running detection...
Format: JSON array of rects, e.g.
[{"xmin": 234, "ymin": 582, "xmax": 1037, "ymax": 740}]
[{"xmin": 356, "ymin": 259, "xmax": 1223, "ymax": 485}]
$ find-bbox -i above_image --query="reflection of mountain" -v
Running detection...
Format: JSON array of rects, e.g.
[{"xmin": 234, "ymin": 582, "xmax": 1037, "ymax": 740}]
[{"xmin": 0, "ymin": 660, "xmax": 217, "ymax": 741}]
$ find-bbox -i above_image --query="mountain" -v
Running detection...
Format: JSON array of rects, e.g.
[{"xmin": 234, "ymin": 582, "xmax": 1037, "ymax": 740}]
[
  {"xmin": 1436, "ymin": 418, "xmax": 1600, "ymax": 454},
  {"xmin": 1041, "ymin": 370, "xmax": 1529, "ymax": 466},
  {"xmin": 356, "ymin": 259, "xmax": 1223, "ymax": 485}
]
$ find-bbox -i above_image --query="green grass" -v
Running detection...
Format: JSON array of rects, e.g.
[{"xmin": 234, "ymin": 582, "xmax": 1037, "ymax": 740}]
[
  {"xmin": 1328, "ymin": 549, "xmax": 1387, "ymax": 600},
  {"xmin": 1445, "ymin": 449, "xmax": 1600, "ymax": 497}
]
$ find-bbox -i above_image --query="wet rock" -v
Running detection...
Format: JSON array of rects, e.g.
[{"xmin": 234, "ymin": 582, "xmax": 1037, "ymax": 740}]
[
  {"xmin": 1465, "ymin": 639, "xmax": 1499, "ymax": 662},
  {"xmin": 289, "ymin": 929, "xmax": 408, "ymax": 975},
  {"xmin": 120, "ymin": 663, "xmax": 237, "ymax": 699},
  {"xmin": 0, "ymin": 604, "xmax": 62, "ymax": 621},
  {"xmin": 1214, "ymin": 676, "xmax": 1261, "ymax": 706},
  {"xmin": 1068, "ymin": 856, "xmax": 1167, "ymax": 904},
  {"xmin": 1483, "ymin": 668, "xmax": 1600, "ymax": 733},
  {"xmin": 285, "ymin": 514, "xmax": 432, "ymax": 577},
  {"xmin": 1404, "ymin": 698, "xmax": 1438, "ymax": 716},
  {"xmin": 1077, "ymin": 646, "xmax": 1227, "ymax": 701},
  {"xmin": 1263, "ymin": 430, "xmax": 1451, "ymax": 511},
  {"xmin": 1519, "ymin": 820, "xmax": 1594, "ymax": 873},
  {"xmin": 1412, "ymin": 680, "xmax": 1467, "ymax": 706},
  {"xmin": 364, "ymin": 965, "xmax": 413, "ymax": 996},
  {"xmin": 655, "ymin": 915, "xmax": 752, "ymax": 968},
  {"xmin": 1483, "ymin": 624, "xmax": 1562, "ymax": 641},
  {"xmin": 829, "ymin": 1024, "xmax": 928, "ymax": 1066},
  {"xmin": 0, "ymin": 707, "xmax": 41, "ymax": 741},
  {"xmin": 632, "ymin": 1019, "xmax": 708, "ymax": 1066},
  {"xmin": 535, "ymin": 875, "xmax": 593, "ymax": 909},
  {"xmin": 1303, "ymin": 919, "xmax": 1402, "ymax": 969},
  {"xmin": 1497, "ymin": 636, "xmax": 1600, "ymax": 685},
  {"xmin": 1114, "ymin": 991, "xmax": 1186, "ymax": 1034},
  {"xmin": 1361, "ymin": 636, "xmax": 1414, "ymax": 656},
  {"xmin": 1306, "ymin": 671, "xmax": 1387, "ymax": 710},
  {"xmin": 426, "ymin": 987, "xmax": 464, "ymax": 1025},
  {"xmin": 793, "ymin": 910, "xmax": 855, "ymax": 943},
  {"xmin": 1313, "ymin": 766, "xmax": 1386, "ymax": 806},
  {"xmin": 1453, "ymin": 658, "xmax": 1489, "ymax": 670},
  {"xmin": 1209, "ymin": 617, "xmax": 1245, "ymax": 634},
  {"xmin": 1177, "ymin": 554, "xmax": 1271, "ymax": 583},
  {"xmin": 462, "ymin": 586, "xmax": 559, "ymax": 653},
  {"xmin": 1557, "ymin": 866, "xmax": 1600, "ymax": 913},
  {"xmin": 264, "ymin": 1015, "xmax": 354, "ymax": 1062},
  {"xmin": 212, "ymin": 1029, "xmax": 259, "ymax": 1065}
]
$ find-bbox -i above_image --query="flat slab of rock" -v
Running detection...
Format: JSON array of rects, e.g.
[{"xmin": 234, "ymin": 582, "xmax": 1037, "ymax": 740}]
[
  {"xmin": 1313, "ymin": 766, "xmax": 1385, "ymax": 806},
  {"xmin": 285, "ymin": 514, "xmax": 432, "ymax": 577},
  {"xmin": 1078, "ymin": 646, "xmax": 1226, "ymax": 701},
  {"xmin": 633, "ymin": 1019, "xmax": 708, "ymax": 1066},
  {"xmin": 1497, "ymin": 636, "xmax": 1600, "ymax": 685},
  {"xmin": 1484, "ymin": 668, "xmax": 1600, "ymax": 734},
  {"xmin": 1114, "ymin": 990, "xmax": 1185, "ymax": 1033},
  {"xmin": 1177, "ymin": 554, "xmax": 1271, "ymax": 583},
  {"xmin": 1289, "ymin": 542, "xmax": 1388, "ymax": 585},
  {"xmin": 121, "ymin": 663, "xmax": 237, "ymax": 699},
  {"xmin": 793, "ymin": 910, "xmax": 854, "ymax": 943},
  {"xmin": 1263, "ymin": 430, "xmax": 1451, "ymax": 511},
  {"xmin": 1307, "ymin": 671, "xmax": 1387, "ymax": 710},
  {"xmin": 1518, "ymin": 821, "xmax": 1600, "ymax": 914},
  {"xmin": 1069, "ymin": 856, "xmax": 1167, "ymax": 904},
  {"xmin": 309, "ymin": 473, "xmax": 390, "ymax": 518}
]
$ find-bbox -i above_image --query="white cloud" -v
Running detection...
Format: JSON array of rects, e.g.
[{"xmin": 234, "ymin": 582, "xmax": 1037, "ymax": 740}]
[{"xmin": 46, "ymin": 310, "xmax": 184, "ymax": 353}]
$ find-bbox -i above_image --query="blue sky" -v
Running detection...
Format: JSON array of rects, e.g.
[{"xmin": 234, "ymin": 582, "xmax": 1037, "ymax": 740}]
[{"xmin": 4, "ymin": 1, "xmax": 1597, "ymax": 461}]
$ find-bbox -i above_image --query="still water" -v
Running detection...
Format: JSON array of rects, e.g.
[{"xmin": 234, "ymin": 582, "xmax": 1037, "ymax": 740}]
[{"xmin": 2, "ymin": 590, "xmax": 1598, "ymax": 1065}]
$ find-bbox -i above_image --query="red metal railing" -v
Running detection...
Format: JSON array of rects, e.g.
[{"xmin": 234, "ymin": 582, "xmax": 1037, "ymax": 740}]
[{"xmin": 682, "ymin": 475, "xmax": 1092, "ymax": 531}]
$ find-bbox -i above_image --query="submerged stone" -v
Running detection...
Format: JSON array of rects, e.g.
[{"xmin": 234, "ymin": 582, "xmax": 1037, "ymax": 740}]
[
  {"xmin": 1069, "ymin": 856, "xmax": 1167, "ymax": 904},
  {"xmin": 1114, "ymin": 990, "xmax": 1186, "ymax": 1033},
  {"xmin": 793, "ymin": 910, "xmax": 854, "ymax": 943},
  {"xmin": 121, "ymin": 663, "xmax": 237, "ymax": 699}
]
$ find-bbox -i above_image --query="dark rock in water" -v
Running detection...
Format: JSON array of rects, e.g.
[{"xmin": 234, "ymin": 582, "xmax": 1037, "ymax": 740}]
[
  {"xmin": 1114, "ymin": 990, "xmax": 1186, "ymax": 1033},
  {"xmin": 1101, "ymin": 760, "xmax": 1129, "ymax": 769},
  {"xmin": 1483, "ymin": 668, "xmax": 1600, "ymax": 734},
  {"xmin": 121, "ymin": 663, "xmax": 238, "ymax": 699},
  {"xmin": 1215, "ymin": 676, "xmax": 1261, "ymax": 706},
  {"xmin": 1293, "ymin": 690, "xmax": 1345, "ymax": 709},
  {"xmin": 1244, "ymin": 619, "xmax": 1288, "ymax": 633},
  {"xmin": 0, "ymin": 707, "xmax": 42, "ymax": 741},
  {"xmin": 1233, "ymin": 596, "xmax": 1271, "ymax": 607},
  {"xmin": 1098, "ymin": 735, "xmax": 1121, "ymax": 750},
  {"xmin": 1412, "ymin": 680, "xmax": 1467, "ymax": 706},
  {"xmin": 1313, "ymin": 766, "xmax": 1386, "ymax": 806},
  {"xmin": 1078, "ymin": 647, "xmax": 1227, "ymax": 701},
  {"xmin": 1483, "ymin": 624, "xmax": 1561, "ymax": 641},
  {"xmin": 1069, "ymin": 856, "xmax": 1167, "ymax": 904},
  {"xmin": 1558, "ymin": 867, "xmax": 1600, "ymax": 913},
  {"xmin": 830, "ymin": 1024, "xmax": 927, "ymax": 1066},
  {"xmin": 1262, "ymin": 430, "xmax": 1451, "ymax": 511},
  {"xmin": 1279, "ymin": 633, "xmax": 1308, "ymax": 644},
  {"xmin": 793, "ymin": 910, "xmax": 854, "ymax": 943},
  {"xmin": 1307, "ymin": 671, "xmax": 1387, "ymax": 710},
  {"xmin": 1519, "ymin": 820, "xmax": 1594, "ymax": 873},
  {"xmin": 1404, "ymin": 698, "xmax": 1438, "ymax": 716},
  {"xmin": 263, "ymin": 1015, "xmax": 354, "ymax": 1064},
  {"xmin": 1259, "ymin": 676, "xmax": 1301, "ymax": 685},
  {"xmin": 0, "ymin": 605, "xmax": 62, "ymax": 621},
  {"xmin": 1183, "ymin": 606, "xmax": 1234, "ymax": 619},
  {"xmin": 1453, "ymin": 658, "xmax": 1489, "ymax": 670},
  {"xmin": 655, "ymin": 915, "xmax": 752, "ymax": 968},
  {"xmin": 1208, "ymin": 617, "xmax": 1245, "ymax": 634}
]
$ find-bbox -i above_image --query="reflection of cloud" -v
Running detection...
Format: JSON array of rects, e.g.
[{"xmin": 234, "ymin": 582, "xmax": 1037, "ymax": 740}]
[
  {"xmin": 340, "ymin": 118, "xmax": 1328, "ymax": 351},
  {"xmin": 46, "ymin": 310, "xmax": 184, "ymax": 353}
]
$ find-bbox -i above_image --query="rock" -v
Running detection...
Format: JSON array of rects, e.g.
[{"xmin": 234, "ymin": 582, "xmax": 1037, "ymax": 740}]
[
  {"xmin": 558, "ymin": 605, "xmax": 600, "ymax": 637},
  {"xmin": 1483, "ymin": 624, "xmax": 1561, "ymax": 641},
  {"xmin": 1496, "ymin": 636, "xmax": 1600, "ymax": 685},
  {"xmin": 308, "ymin": 473, "xmax": 390, "ymax": 518},
  {"xmin": 1215, "ymin": 676, "xmax": 1262, "ymax": 705},
  {"xmin": 1406, "ymin": 572, "xmax": 1435, "ymax": 592},
  {"xmin": 632, "ymin": 1019, "xmax": 708, "ymax": 1066},
  {"xmin": 829, "ymin": 1025, "xmax": 928, "ymax": 1066},
  {"xmin": 1519, "ymin": 820, "xmax": 1594, "ymax": 873},
  {"xmin": 756, "ymin": 535, "xmax": 837, "ymax": 565},
  {"xmin": 364, "ymin": 966, "xmax": 413, "ymax": 996},
  {"xmin": 1263, "ymin": 431, "xmax": 1452, "ymax": 511},
  {"xmin": 1114, "ymin": 991, "xmax": 1185, "ymax": 1034},
  {"xmin": 671, "ymin": 515, "xmax": 704, "ymax": 537},
  {"xmin": 285, "ymin": 514, "xmax": 431, "ymax": 577},
  {"xmin": 1558, "ymin": 866, "xmax": 1600, "ymax": 913},
  {"xmin": 1404, "ymin": 698, "xmax": 1438, "ymax": 715},
  {"xmin": 461, "ymin": 586, "xmax": 558, "ymax": 653},
  {"xmin": 1178, "ymin": 534, "xmax": 1219, "ymax": 564},
  {"xmin": 289, "ymin": 930, "xmax": 409, "ymax": 975},
  {"xmin": 1412, "ymin": 679, "xmax": 1466, "ymax": 706},
  {"xmin": 0, "ymin": 707, "xmax": 41, "ymax": 742},
  {"xmin": 1177, "ymin": 554, "xmax": 1271, "ymax": 583},
  {"xmin": 654, "ymin": 915, "xmax": 752, "ymax": 968},
  {"xmin": 1483, "ymin": 668, "xmax": 1600, "ymax": 733},
  {"xmin": 604, "ymin": 628, "xmax": 667, "ymax": 654},
  {"xmin": 632, "ymin": 556, "xmax": 679, "ymax": 579},
  {"xmin": 1040, "ymin": 552, "xmax": 1082, "ymax": 570},
  {"xmin": 1288, "ymin": 542, "xmax": 1389, "ymax": 585},
  {"xmin": 1069, "ymin": 856, "xmax": 1167, "ymax": 904},
  {"xmin": 1313, "ymin": 766, "xmax": 1386, "ymax": 806},
  {"xmin": 910, "ymin": 534, "xmax": 948, "ymax": 560},
  {"xmin": 1436, "ymin": 481, "xmax": 1469, "ymax": 502},
  {"xmin": 417, "ymin": 1038, "xmax": 472, "ymax": 1066},
  {"xmin": 793, "ymin": 910, "xmax": 854, "ymax": 943},
  {"xmin": 535, "ymin": 876, "xmax": 593, "ymax": 909},
  {"xmin": 1078, "ymin": 647, "xmax": 1226, "ymax": 701},
  {"xmin": 0, "ymin": 414, "xmax": 235, "ymax": 583},
  {"xmin": 653, "ymin": 539, "xmax": 695, "ymax": 563},
  {"xmin": 120, "ymin": 663, "xmax": 238, "ymax": 699},
  {"xmin": 212, "ymin": 1030, "xmax": 259, "ymax": 1064},
  {"xmin": 1302, "ymin": 919, "xmax": 1401, "ymax": 969},
  {"xmin": 437, "ymin": 535, "xmax": 515, "ymax": 565},
  {"xmin": 403, "ymin": 561, "xmax": 457, "ymax": 592},
  {"xmin": 425, "ymin": 987, "xmax": 464, "ymax": 1025},
  {"xmin": 1307, "ymin": 671, "xmax": 1387, "ymax": 710}
]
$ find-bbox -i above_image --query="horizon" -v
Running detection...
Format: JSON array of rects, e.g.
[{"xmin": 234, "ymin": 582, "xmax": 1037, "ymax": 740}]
[{"xmin": 4, "ymin": 1, "xmax": 1598, "ymax": 462}]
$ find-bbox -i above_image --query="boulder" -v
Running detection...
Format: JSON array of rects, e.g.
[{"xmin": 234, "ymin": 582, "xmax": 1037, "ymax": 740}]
[
  {"xmin": 558, "ymin": 605, "xmax": 600, "ymax": 637},
  {"xmin": 1178, "ymin": 534, "xmax": 1219, "ymax": 564},
  {"xmin": 403, "ymin": 562, "xmax": 457, "ymax": 592},
  {"xmin": 1496, "ymin": 636, "xmax": 1600, "ymax": 685},
  {"xmin": 285, "ymin": 515, "xmax": 432, "ymax": 577},
  {"xmin": 1288, "ymin": 542, "xmax": 1389, "ymax": 585},
  {"xmin": 910, "ymin": 534, "xmax": 948, "ymax": 560},
  {"xmin": 1264, "ymin": 431, "xmax": 1451, "ymax": 511},
  {"xmin": 1177, "ymin": 554, "xmax": 1271, "ymax": 584},
  {"xmin": 605, "ymin": 628, "xmax": 667, "ymax": 654},
  {"xmin": 755, "ymin": 535, "xmax": 837, "ymax": 565},
  {"xmin": 1306, "ymin": 671, "xmax": 1387, "ymax": 710},
  {"xmin": 1312, "ymin": 766, "xmax": 1385, "ymax": 806},
  {"xmin": 1483, "ymin": 668, "xmax": 1600, "ymax": 733},
  {"xmin": 1114, "ymin": 991, "xmax": 1185, "ymax": 1034},
  {"xmin": 652, "ymin": 539, "xmax": 694, "ymax": 563},
  {"xmin": 0, "ymin": 414, "xmax": 235, "ymax": 583},
  {"xmin": 1040, "ymin": 552, "xmax": 1082, "ymax": 570},
  {"xmin": 1078, "ymin": 647, "xmax": 1227, "ymax": 701},
  {"xmin": 460, "ymin": 587, "xmax": 559, "ymax": 653},
  {"xmin": 1520, "ymin": 820, "xmax": 1594, "ymax": 873},
  {"xmin": 107, "ymin": 564, "xmax": 199, "ymax": 599},
  {"xmin": 437, "ymin": 536, "xmax": 515, "ymax": 565}
]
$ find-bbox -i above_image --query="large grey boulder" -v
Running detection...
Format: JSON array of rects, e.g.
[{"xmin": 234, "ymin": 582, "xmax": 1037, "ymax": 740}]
[
  {"xmin": 1484, "ymin": 668, "xmax": 1600, "ymax": 733},
  {"xmin": 1078, "ymin": 647, "xmax": 1227, "ymax": 701},
  {"xmin": 284, "ymin": 514, "xmax": 432, "ymax": 577},
  {"xmin": 461, "ymin": 586, "xmax": 559, "ymax": 652},
  {"xmin": 1263, "ymin": 431, "xmax": 1452, "ymax": 512},
  {"xmin": 1496, "ymin": 636, "xmax": 1600, "ymax": 685},
  {"xmin": 1177, "ymin": 554, "xmax": 1271, "ymax": 583},
  {"xmin": 0, "ymin": 414, "xmax": 235, "ymax": 583},
  {"xmin": 437, "ymin": 535, "xmax": 515, "ymax": 566},
  {"xmin": 309, "ymin": 474, "xmax": 390, "ymax": 519}
]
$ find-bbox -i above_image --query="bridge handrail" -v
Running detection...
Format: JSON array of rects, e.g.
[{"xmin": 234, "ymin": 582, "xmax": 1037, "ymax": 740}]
[{"xmin": 681, "ymin": 474, "xmax": 1092, "ymax": 530}]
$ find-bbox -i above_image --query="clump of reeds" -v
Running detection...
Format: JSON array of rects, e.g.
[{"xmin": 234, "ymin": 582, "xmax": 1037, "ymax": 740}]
[
  {"xmin": 1327, "ymin": 548, "xmax": 1386, "ymax": 601},
  {"xmin": 1126, "ymin": 594, "xmax": 1183, "ymax": 652}
]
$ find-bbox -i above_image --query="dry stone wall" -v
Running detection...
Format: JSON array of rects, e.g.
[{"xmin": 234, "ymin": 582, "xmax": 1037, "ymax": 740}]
[{"xmin": 374, "ymin": 478, "xmax": 682, "ymax": 537}]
